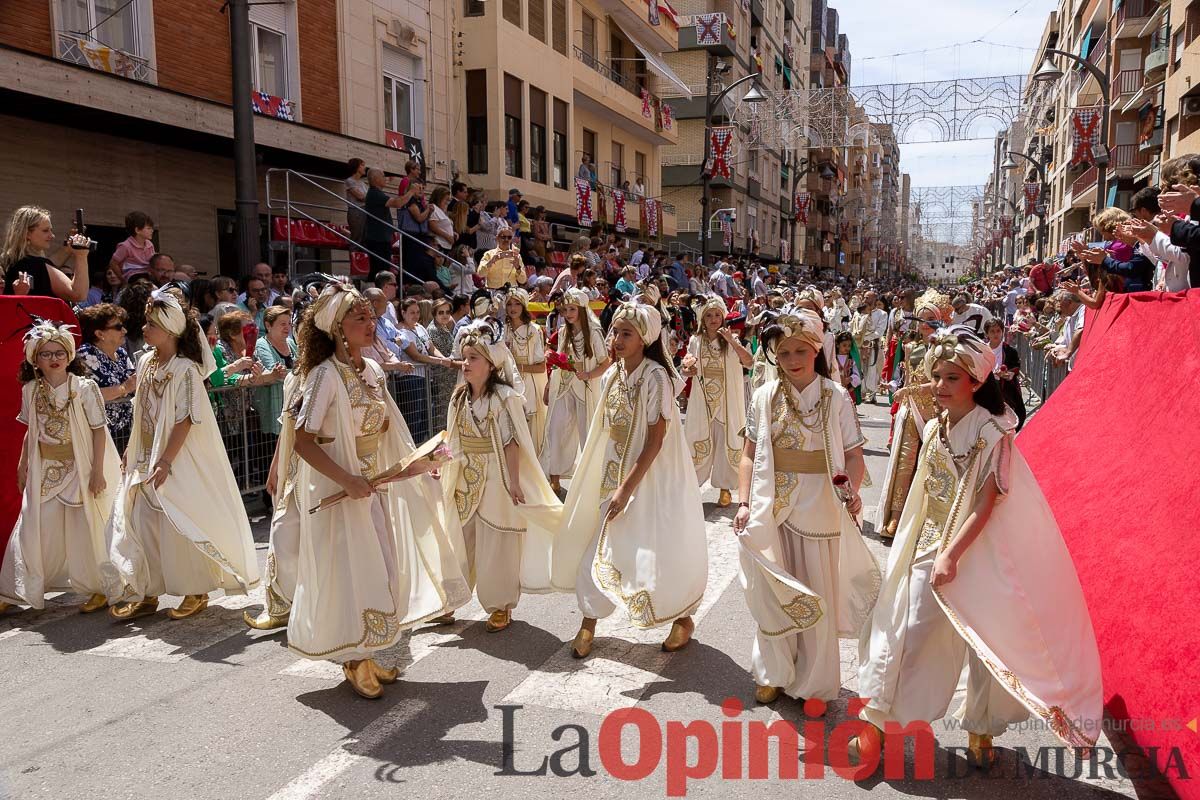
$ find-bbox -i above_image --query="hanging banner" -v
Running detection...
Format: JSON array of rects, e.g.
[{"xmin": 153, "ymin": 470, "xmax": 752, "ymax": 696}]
[
  {"xmin": 640, "ymin": 88, "xmax": 652, "ymax": 119},
  {"xmin": 1070, "ymin": 106, "xmax": 1102, "ymax": 167},
  {"xmin": 721, "ymin": 215, "xmax": 733, "ymax": 250},
  {"xmin": 794, "ymin": 191, "xmax": 811, "ymax": 223},
  {"xmin": 640, "ymin": 198, "xmax": 660, "ymax": 238},
  {"xmin": 695, "ymin": 13, "xmax": 724, "ymax": 46},
  {"xmin": 648, "ymin": 0, "xmax": 661, "ymax": 26},
  {"xmin": 575, "ymin": 178, "xmax": 593, "ymax": 226},
  {"xmin": 613, "ymin": 191, "xmax": 627, "ymax": 233},
  {"xmin": 1001, "ymin": 215, "xmax": 1013, "ymax": 237},
  {"xmin": 252, "ymin": 91, "xmax": 296, "ymax": 122},
  {"xmin": 1023, "ymin": 182, "xmax": 1041, "ymax": 215},
  {"xmin": 661, "ymin": 104, "xmax": 673, "ymax": 131},
  {"xmin": 710, "ymin": 126, "xmax": 734, "ymax": 179}
]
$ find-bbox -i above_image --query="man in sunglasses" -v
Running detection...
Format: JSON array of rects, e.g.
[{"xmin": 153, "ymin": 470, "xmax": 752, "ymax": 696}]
[{"xmin": 476, "ymin": 224, "xmax": 527, "ymax": 290}]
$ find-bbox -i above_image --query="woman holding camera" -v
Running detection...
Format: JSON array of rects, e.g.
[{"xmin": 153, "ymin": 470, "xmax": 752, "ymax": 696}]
[{"xmin": 2, "ymin": 206, "xmax": 92, "ymax": 302}]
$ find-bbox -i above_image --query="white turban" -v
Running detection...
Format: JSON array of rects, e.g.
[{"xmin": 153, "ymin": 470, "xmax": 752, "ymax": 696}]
[
  {"xmin": 924, "ymin": 325, "xmax": 996, "ymax": 383},
  {"xmin": 146, "ymin": 288, "xmax": 216, "ymax": 376},
  {"xmin": 459, "ymin": 323, "xmax": 520, "ymax": 386},
  {"xmin": 611, "ymin": 302, "xmax": 662, "ymax": 345},
  {"xmin": 310, "ymin": 284, "xmax": 363, "ymax": 335},
  {"xmin": 771, "ymin": 308, "xmax": 825, "ymax": 352},
  {"xmin": 699, "ymin": 296, "xmax": 728, "ymax": 326},
  {"xmin": 562, "ymin": 288, "xmax": 591, "ymax": 309},
  {"xmin": 635, "ymin": 280, "xmax": 661, "ymax": 306},
  {"xmin": 24, "ymin": 320, "xmax": 76, "ymax": 365}
]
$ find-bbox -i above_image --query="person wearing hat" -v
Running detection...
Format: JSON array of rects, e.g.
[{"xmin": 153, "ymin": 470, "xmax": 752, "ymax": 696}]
[
  {"xmin": 854, "ymin": 326, "xmax": 1101, "ymax": 768},
  {"xmin": 0, "ymin": 321, "xmax": 120, "ymax": 615},
  {"xmin": 476, "ymin": 227, "xmax": 528, "ymax": 290},
  {"xmin": 731, "ymin": 309, "xmax": 878, "ymax": 707},
  {"xmin": 106, "ymin": 290, "xmax": 260, "ymax": 621}
]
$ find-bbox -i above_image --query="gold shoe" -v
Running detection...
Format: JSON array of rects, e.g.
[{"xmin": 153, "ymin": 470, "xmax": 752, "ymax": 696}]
[
  {"xmin": 570, "ymin": 627, "xmax": 594, "ymax": 659},
  {"xmin": 967, "ymin": 733, "xmax": 996, "ymax": 768},
  {"xmin": 485, "ymin": 609, "xmax": 512, "ymax": 632},
  {"xmin": 755, "ymin": 685, "xmax": 782, "ymax": 704},
  {"xmin": 848, "ymin": 723, "xmax": 884, "ymax": 763},
  {"xmin": 243, "ymin": 608, "xmax": 289, "ymax": 630},
  {"xmin": 342, "ymin": 659, "xmax": 383, "ymax": 699},
  {"xmin": 166, "ymin": 594, "xmax": 209, "ymax": 620},
  {"xmin": 79, "ymin": 593, "xmax": 108, "ymax": 614},
  {"xmin": 110, "ymin": 597, "xmax": 159, "ymax": 621},
  {"xmin": 661, "ymin": 617, "xmax": 695, "ymax": 652},
  {"xmin": 371, "ymin": 661, "xmax": 400, "ymax": 685},
  {"xmin": 717, "ymin": 489, "xmax": 732, "ymax": 508},
  {"xmin": 428, "ymin": 612, "xmax": 455, "ymax": 625},
  {"xmin": 550, "ymin": 477, "xmax": 563, "ymax": 495},
  {"xmin": 880, "ymin": 519, "xmax": 898, "ymax": 541}
]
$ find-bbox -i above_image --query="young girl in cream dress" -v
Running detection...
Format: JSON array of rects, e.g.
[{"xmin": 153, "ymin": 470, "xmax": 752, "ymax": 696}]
[{"xmin": 502, "ymin": 289, "xmax": 548, "ymax": 451}]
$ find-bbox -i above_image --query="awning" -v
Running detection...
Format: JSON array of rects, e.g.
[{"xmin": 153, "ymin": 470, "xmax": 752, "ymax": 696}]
[{"xmin": 620, "ymin": 24, "xmax": 693, "ymax": 99}]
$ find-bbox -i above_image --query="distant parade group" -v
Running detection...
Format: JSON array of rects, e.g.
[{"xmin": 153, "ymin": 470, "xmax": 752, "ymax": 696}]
[{"xmin": 0, "ymin": 276, "xmax": 1103, "ymax": 768}]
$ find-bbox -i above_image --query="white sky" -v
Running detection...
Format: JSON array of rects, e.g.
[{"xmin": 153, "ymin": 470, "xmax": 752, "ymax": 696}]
[{"xmin": 835, "ymin": 0, "xmax": 1059, "ymax": 190}]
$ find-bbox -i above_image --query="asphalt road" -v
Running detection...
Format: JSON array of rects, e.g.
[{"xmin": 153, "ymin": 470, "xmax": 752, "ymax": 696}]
[{"xmin": 0, "ymin": 398, "xmax": 1154, "ymax": 800}]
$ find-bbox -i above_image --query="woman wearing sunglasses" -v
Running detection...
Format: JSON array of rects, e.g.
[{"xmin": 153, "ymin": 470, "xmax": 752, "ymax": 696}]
[{"xmin": 77, "ymin": 303, "xmax": 138, "ymax": 450}]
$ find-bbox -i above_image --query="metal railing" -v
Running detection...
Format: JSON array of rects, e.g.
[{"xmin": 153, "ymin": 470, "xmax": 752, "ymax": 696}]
[
  {"xmin": 1014, "ymin": 331, "xmax": 1069, "ymax": 405},
  {"xmin": 572, "ymin": 45, "xmax": 663, "ymax": 107},
  {"xmin": 57, "ymin": 31, "xmax": 152, "ymax": 83}
]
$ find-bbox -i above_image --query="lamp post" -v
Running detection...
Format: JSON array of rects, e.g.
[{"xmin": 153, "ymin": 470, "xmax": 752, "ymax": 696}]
[
  {"xmin": 700, "ymin": 60, "xmax": 764, "ymax": 270},
  {"xmin": 1032, "ymin": 47, "xmax": 1112, "ymax": 212},
  {"xmin": 1002, "ymin": 150, "xmax": 1048, "ymax": 263}
]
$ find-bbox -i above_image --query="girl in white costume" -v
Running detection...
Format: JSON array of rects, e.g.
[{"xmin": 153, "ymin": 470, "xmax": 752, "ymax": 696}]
[
  {"xmin": 732, "ymin": 310, "xmax": 880, "ymax": 705},
  {"xmin": 792, "ymin": 288, "xmax": 842, "ymax": 385},
  {"xmin": 106, "ymin": 291, "xmax": 260, "ymax": 621},
  {"xmin": 553, "ymin": 303, "xmax": 708, "ymax": 658},
  {"xmin": 540, "ymin": 288, "xmax": 610, "ymax": 492},
  {"xmin": 442, "ymin": 330, "xmax": 563, "ymax": 633},
  {"xmin": 682, "ymin": 297, "xmax": 753, "ymax": 507},
  {"xmin": 854, "ymin": 326, "xmax": 1102, "ymax": 766},
  {"xmin": 287, "ymin": 285, "xmax": 470, "ymax": 699},
  {"xmin": 0, "ymin": 322, "xmax": 120, "ymax": 614},
  {"xmin": 501, "ymin": 290, "xmax": 548, "ymax": 451}
]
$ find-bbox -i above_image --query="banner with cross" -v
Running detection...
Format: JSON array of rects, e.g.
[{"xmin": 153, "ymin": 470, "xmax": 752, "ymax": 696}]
[
  {"xmin": 710, "ymin": 126, "xmax": 734, "ymax": 179},
  {"xmin": 640, "ymin": 88, "xmax": 652, "ymax": 119},
  {"xmin": 1070, "ymin": 106, "xmax": 1102, "ymax": 167},
  {"xmin": 1023, "ymin": 182, "xmax": 1041, "ymax": 215},
  {"xmin": 1001, "ymin": 216, "xmax": 1013, "ymax": 237},
  {"xmin": 648, "ymin": 0, "xmax": 660, "ymax": 26},
  {"xmin": 640, "ymin": 198, "xmax": 660, "ymax": 238},
  {"xmin": 575, "ymin": 179, "xmax": 593, "ymax": 226},
  {"xmin": 661, "ymin": 104, "xmax": 673, "ymax": 131},
  {"xmin": 612, "ymin": 191, "xmax": 627, "ymax": 233},
  {"xmin": 695, "ymin": 13, "xmax": 724, "ymax": 46},
  {"xmin": 794, "ymin": 191, "xmax": 811, "ymax": 223}
]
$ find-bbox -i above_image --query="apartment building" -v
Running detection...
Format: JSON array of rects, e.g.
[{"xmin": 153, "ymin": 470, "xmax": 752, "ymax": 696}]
[
  {"xmin": 454, "ymin": 0, "xmax": 682, "ymax": 238},
  {"xmin": 0, "ymin": 0, "xmax": 453, "ymax": 274}
]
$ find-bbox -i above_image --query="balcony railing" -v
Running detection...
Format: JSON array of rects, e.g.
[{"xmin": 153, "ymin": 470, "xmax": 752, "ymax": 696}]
[
  {"xmin": 1116, "ymin": 68, "xmax": 1143, "ymax": 96},
  {"xmin": 57, "ymin": 31, "xmax": 152, "ymax": 83},
  {"xmin": 1115, "ymin": 0, "xmax": 1154, "ymax": 32},
  {"xmin": 1085, "ymin": 36, "xmax": 1107, "ymax": 72},
  {"xmin": 573, "ymin": 45, "xmax": 662, "ymax": 109},
  {"xmin": 1111, "ymin": 143, "xmax": 1153, "ymax": 171},
  {"xmin": 1071, "ymin": 165, "xmax": 1098, "ymax": 197}
]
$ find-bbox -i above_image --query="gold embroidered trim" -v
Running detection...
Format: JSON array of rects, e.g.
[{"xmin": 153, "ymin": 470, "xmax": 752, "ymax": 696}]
[{"xmin": 288, "ymin": 607, "xmax": 401, "ymax": 658}]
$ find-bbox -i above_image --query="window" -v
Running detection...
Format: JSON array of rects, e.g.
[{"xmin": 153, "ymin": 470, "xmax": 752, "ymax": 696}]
[
  {"xmin": 529, "ymin": 0, "xmax": 546, "ymax": 43},
  {"xmin": 505, "ymin": 74, "xmax": 523, "ymax": 178},
  {"xmin": 254, "ymin": 26, "xmax": 288, "ymax": 98},
  {"xmin": 553, "ymin": 98, "xmax": 569, "ymax": 188},
  {"xmin": 530, "ymin": 87, "xmax": 548, "ymax": 184},
  {"xmin": 383, "ymin": 74, "xmax": 413, "ymax": 136},
  {"xmin": 1173, "ymin": 27, "xmax": 1185, "ymax": 70},
  {"xmin": 465, "ymin": 0, "xmax": 485, "ymax": 16},
  {"xmin": 552, "ymin": 0, "xmax": 567, "ymax": 55},
  {"xmin": 582, "ymin": 128, "xmax": 596, "ymax": 165},
  {"xmin": 635, "ymin": 151, "xmax": 646, "ymax": 189},
  {"xmin": 582, "ymin": 12, "xmax": 597, "ymax": 59},
  {"xmin": 60, "ymin": 0, "xmax": 139, "ymax": 54},
  {"xmin": 611, "ymin": 141, "xmax": 624, "ymax": 186},
  {"xmin": 466, "ymin": 70, "xmax": 488, "ymax": 174},
  {"xmin": 504, "ymin": 0, "xmax": 522, "ymax": 28}
]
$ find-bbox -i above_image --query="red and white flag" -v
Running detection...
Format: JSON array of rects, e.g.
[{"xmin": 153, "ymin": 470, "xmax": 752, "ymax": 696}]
[
  {"xmin": 794, "ymin": 191, "xmax": 811, "ymax": 223},
  {"xmin": 613, "ymin": 191, "xmax": 627, "ymax": 233},
  {"xmin": 710, "ymin": 126, "xmax": 734, "ymax": 179},
  {"xmin": 575, "ymin": 178, "xmax": 593, "ymax": 226},
  {"xmin": 641, "ymin": 88, "xmax": 652, "ymax": 119},
  {"xmin": 695, "ymin": 13, "xmax": 724, "ymax": 45},
  {"xmin": 661, "ymin": 104, "xmax": 673, "ymax": 131},
  {"xmin": 1070, "ymin": 106, "xmax": 1102, "ymax": 167}
]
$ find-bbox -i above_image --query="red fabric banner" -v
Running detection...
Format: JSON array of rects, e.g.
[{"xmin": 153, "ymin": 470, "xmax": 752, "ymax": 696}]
[
  {"xmin": 710, "ymin": 126, "xmax": 733, "ymax": 179},
  {"xmin": 1071, "ymin": 106, "xmax": 1102, "ymax": 167},
  {"xmin": 1023, "ymin": 182, "xmax": 1042, "ymax": 215},
  {"xmin": 612, "ymin": 191, "xmax": 627, "ymax": 233},
  {"xmin": 640, "ymin": 88, "xmax": 652, "ymax": 119},
  {"xmin": 575, "ymin": 178, "xmax": 593, "ymax": 226},
  {"xmin": 794, "ymin": 191, "xmax": 810, "ymax": 223}
]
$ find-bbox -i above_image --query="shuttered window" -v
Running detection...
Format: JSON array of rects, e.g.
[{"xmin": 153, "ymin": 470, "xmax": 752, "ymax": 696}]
[
  {"xmin": 529, "ymin": 0, "xmax": 545, "ymax": 42},
  {"xmin": 503, "ymin": 0, "xmax": 521, "ymax": 28},
  {"xmin": 551, "ymin": 0, "xmax": 567, "ymax": 55}
]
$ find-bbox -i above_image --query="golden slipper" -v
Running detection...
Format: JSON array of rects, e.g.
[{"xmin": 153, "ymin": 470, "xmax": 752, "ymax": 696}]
[
  {"xmin": 110, "ymin": 597, "xmax": 158, "ymax": 621},
  {"xmin": 428, "ymin": 612, "xmax": 456, "ymax": 625},
  {"xmin": 79, "ymin": 593, "xmax": 108, "ymax": 614},
  {"xmin": 243, "ymin": 609, "xmax": 289, "ymax": 630},
  {"xmin": 661, "ymin": 618, "xmax": 695, "ymax": 652},
  {"xmin": 754, "ymin": 686, "xmax": 782, "ymax": 705},
  {"xmin": 342, "ymin": 659, "xmax": 383, "ymax": 699},
  {"xmin": 848, "ymin": 723, "xmax": 884, "ymax": 763},
  {"xmin": 485, "ymin": 609, "xmax": 512, "ymax": 632},
  {"xmin": 371, "ymin": 661, "xmax": 400, "ymax": 684},
  {"xmin": 167, "ymin": 594, "xmax": 208, "ymax": 620},
  {"xmin": 967, "ymin": 733, "xmax": 996, "ymax": 768},
  {"xmin": 717, "ymin": 489, "xmax": 732, "ymax": 508},
  {"xmin": 570, "ymin": 627, "xmax": 594, "ymax": 659}
]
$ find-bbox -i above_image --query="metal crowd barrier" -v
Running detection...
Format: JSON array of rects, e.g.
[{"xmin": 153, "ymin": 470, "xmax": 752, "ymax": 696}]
[
  {"xmin": 104, "ymin": 369, "xmax": 444, "ymax": 497},
  {"xmin": 1013, "ymin": 332, "xmax": 1069, "ymax": 406}
]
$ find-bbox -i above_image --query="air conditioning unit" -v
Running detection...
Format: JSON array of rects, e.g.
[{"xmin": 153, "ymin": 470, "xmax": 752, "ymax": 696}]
[{"xmin": 1183, "ymin": 96, "xmax": 1200, "ymax": 117}]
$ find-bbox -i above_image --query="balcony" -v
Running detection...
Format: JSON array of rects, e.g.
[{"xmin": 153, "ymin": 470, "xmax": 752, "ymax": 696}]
[
  {"xmin": 56, "ymin": 31, "xmax": 151, "ymax": 83},
  {"xmin": 783, "ymin": 0, "xmax": 795, "ymax": 20},
  {"xmin": 1144, "ymin": 46, "xmax": 1168, "ymax": 81},
  {"xmin": 678, "ymin": 15, "xmax": 734, "ymax": 57},
  {"xmin": 1070, "ymin": 165, "xmax": 1098, "ymax": 205},
  {"xmin": 1111, "ymin": 143, "xmax": 1153, "ymax": 174},
  {"xmin": 572, "ymin": 46, "xmax": 677, "ymax": 144},
  {"xmin": 1114, "ymin": 0, "xmax": 1154, "ymax": 38},
  {"xmin": 596, "ymin": 0, "xmax": 678, "ymax": 52},
  {"xmin": 751, "ymin": 0, "xmax": 764, "ymax": 26},
  {"xmin": 1115, "ymin": 68, "xmax": 1143, "ymax": 97}
]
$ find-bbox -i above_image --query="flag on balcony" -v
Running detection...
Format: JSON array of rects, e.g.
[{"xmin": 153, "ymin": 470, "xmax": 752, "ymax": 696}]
[
  {"xmin": 641, "ymin": 88, "xmax": 652, "ymax": 119},
  {"xmin": 252, "ymin": 91, "xmax": 296, "ymax": 121},
  {"xmin": 613, "ymin": 191, "xmax": 627, "ymax": 233},
  {"xmin": 794, "ymin": 191, "xmax": 811, "ymax": 223},
  {"xmin": 1070, "ymin": 106, "xmax": 1102, "ymax": 166},
  {"xmin": 696, "ymin": 13, "xmax": 724, "ymax": 45},
  {"xmin": 661, "ymin": 104, "xmax": 673, "ymax": 131},
  {"xmin": 648, "ymin": 0, "xmax": 660, "ymax": 26},
  {"xmin": 710, "ymin": 126, "xmax": 734, "ymax": 179},
  {"xmin": 597, "ymin": 186, "xmax": 608, "ymax": 226},
  {"xmin": 641, "ymin": 199, "xmax": 660, "ymax": 237},
  {"xmin": 1023, "ymin": 182, "xmax": 1041, "ymax": 215},
  {"xmin": 575, "ymin": 179, "xmax": 593, "ymax": 226},
  {"xmin": 1001, "ymin": 215, "xmax": 1013, "ymax": 237}
]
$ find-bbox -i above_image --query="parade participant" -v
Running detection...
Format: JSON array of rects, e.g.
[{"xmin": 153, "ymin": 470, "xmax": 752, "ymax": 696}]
[
  {"xmin": 862, "ymin": 292, "xmax": 888, "ymax": 401},
  {"xmin": 540, "ymin": 288, "xmax": 610, "ymax": 494},
  {"xmin": 442, "ymin": 330, "xmax": 562, "ymax": 633},
  {"xmin": 854, "ymin": 327, "xmax": 1101, "ymax": 766},
  {"xmin": 874, "ymin": 289, "xmax": 950, "ymax": 541},
  {"xmin": 732, "ymin": 309, "xmax": 878, "ymax": 705},
  {"xmin": 552, "ymin": 303, "xmax": 707, "ymax": 658},
  {"xmin": 747, "ymin": 308, "xmax": 778, "ymax": 394},
  {"xmin": 823, "ymin": 290, "xmax": 852, "ymax": 334},
  {"xmin": 834, "ymin": 332, "xmax": 863, "ymax": 403},
  {"xmin": 106, "ymin": 290, "xmax": 260, "ymax": 620},
  {"xmin": 502, "ymin": 289, "xmax": 548, "ymax": 451},
  {"xmin": 0, "ymin": 322, "xmax": 120, "ymax": 614},
  {"xmin": 286, "ymin": 284, "xmax": 469, "ymax": 698},
  {"xmin": 681, "ymin": 297, "xmax": 753, "ymax": 507}
]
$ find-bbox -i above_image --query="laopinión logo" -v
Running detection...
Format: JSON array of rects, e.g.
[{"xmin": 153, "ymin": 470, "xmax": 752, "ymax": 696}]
[{"xmin": 494, "ymin": 697, "xmax": 1191, "ymax": 797}]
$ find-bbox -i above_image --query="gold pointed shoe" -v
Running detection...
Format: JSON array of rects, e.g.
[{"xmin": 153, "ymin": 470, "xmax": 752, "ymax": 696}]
[
  {"xmin": 371, "ymin": 661, "xmax": 400, "ymax": 685},
  {"xmin": 661, "ymin": 618, "xmax": 695, "ymax": 652},
  {"xmin": 342, "ymin": 659, "xmax": 383, "ymax": 699},
  {"xmin": 485, "ymin": 609, "xmax": 512, "ymax": 632},
  {"xmin": 79, "ymin": 593, "xmax": 108, "ymax": 614},
  {"xmin": 967, "ymin": 733, "xmax": 997, "ymax": 769},
  {"xmin": 570, "ymin": 627, "xmax": 594, "ymax": 659},
  {"xmin": 755, "ymin": 685, "xmax": 782, "ymax": 705},
  {"xmin": 717, "ymin": 489, "xmax": 732, "ymax": 508},
  {"xmin": 167, "ymin": 594, "xmax": 209, "ymax": 620},
  {"xmin": 243, "ymin": 608, "xmax": 289, "ymax": 630},
  {"xmin": 880, "ymin": 519, "xmax": 898, "ymax": 541},
  {"xmin": 428, "ymin": 612, "xmax": 455, "ymax": 625},
  {"xmin": 110, "ymin": 597, "xmax": 159, "ymax": 621}
]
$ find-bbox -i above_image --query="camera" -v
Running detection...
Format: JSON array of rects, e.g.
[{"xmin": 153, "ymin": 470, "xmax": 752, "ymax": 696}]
[{"xmin": 72, "ymin": 208, "xmax": 97, "ymax": 252}]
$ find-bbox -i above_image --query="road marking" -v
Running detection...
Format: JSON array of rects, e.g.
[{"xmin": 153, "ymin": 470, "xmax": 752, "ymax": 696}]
[{"xmin": 78, "ymin": 591, "xmax": 261, "ymax": 663}]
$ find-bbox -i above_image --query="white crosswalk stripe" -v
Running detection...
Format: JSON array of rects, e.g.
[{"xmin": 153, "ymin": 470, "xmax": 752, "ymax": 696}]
[{"xmin": 79, "ymin": 591, "xmax": 261, "ymax": 663}]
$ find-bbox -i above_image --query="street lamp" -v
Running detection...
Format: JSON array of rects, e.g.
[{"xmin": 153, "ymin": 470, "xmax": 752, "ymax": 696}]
[
  {"xmin": 700, "ymin": 65, "xmax": 764, "ymax": 270},
  {"xmin": 1033, "ymin": 47, "xmax": 1111, "ymax": 212},
  {"xmin": 1003, "ymin": 150, "xmax": 1048, "ymax": 262}
]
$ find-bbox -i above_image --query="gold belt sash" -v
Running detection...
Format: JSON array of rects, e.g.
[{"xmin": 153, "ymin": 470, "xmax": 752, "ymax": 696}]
[
  {"xmin": 459, "ymin": 433, "xmax": 492, "ymax": 454},
  {"xmin": 38, "ymin": 441, "xmax": 74, "ymax": 461},
  {"xmin": 517, "ymin": 361, "xmax": 545, "ymax": 374},
  {"xmin": 772, "ymin": 447, "xmax": 827, "ymax": 474},
  {"xmin": 609, "ymin": 424, "xmax": 631, "ymax": 443},
  {"xmin": 702, "ymin": 366, "xmax": 725, "ymax": 380},
  {"xmin": 316, "ymin": 419, "xmax": 390, "ymax": 458}
]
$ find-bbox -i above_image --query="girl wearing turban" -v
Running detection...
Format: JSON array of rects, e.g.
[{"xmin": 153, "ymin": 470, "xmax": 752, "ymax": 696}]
[
  {"xmin": 681, "ymin": 297, "xmax": 753, "ymax": 508},
  {"xmin": 553, "ymin": 303, "xmax": 707, "ymax": 657},
  {"xmin": 283, "ymin": 285, "xmax": 470, "ymax": 699},
  {"xmin": 855, "ymin": 327, "xmax": 1101, "ymax": 767},
  {"xmin": 731, "ymin": 310, "xmax": 879, "ymax": 707},
  {"xmin": 539, "ymin": 288, "xmax": 611, "ymax": 494},
  {"xmin": 0, "ymin": 322, "xmax": 120, "ymax": 614},
  {"xmin": 440, "ymin": 331, "xmax": 562, "ymax": 633},
  {"xmin": 501, "ymin": 289, "xmax": 549, "ymax": 451}
]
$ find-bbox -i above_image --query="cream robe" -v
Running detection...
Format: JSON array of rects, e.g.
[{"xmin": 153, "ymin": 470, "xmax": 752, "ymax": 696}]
[
  {"xmin": 540, "ymin": 325, "xmax": 608, "ymax": 477},
  {"xmin": 263, "ymin": 372, "xmax": 302, "ymax": 615},
  {"xmin": 104, "ymin": 353, "xmax": 259, "ymax": 601},
  {"xmin": 859, "ymin": 406, "xmax": 1102, "ymax": 746},
  {"xmin": 873, "ymin": 342, "xmax": 935, "ymax": 536},
  {"xmin": 442, "ymin": 384, "xmax": 562, "ymax": 612},
  {"xmin": 1, "ymin": 377, "xmax": 120, "ymax": 607},
  {"xmin": 287, "ymin": 357, "xmax": 470, "ymax": 663},
  {"xmin": 552, "ymin": 359, "xmax": 708, "ymax": 627},
  {"xmin": 683, "ymin": 335, "xmax": 746, "ymax": 491},
  {"xmin": 737, "ymin": 377, "xmax": 880, "ymax": 699},
  {"xmin": 504, "ymin": 323, "xmax": 548, "ymax": 452}
]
